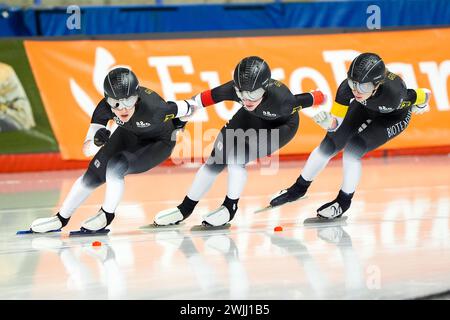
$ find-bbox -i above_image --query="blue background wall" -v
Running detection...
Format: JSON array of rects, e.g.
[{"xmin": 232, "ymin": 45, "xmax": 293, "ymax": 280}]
[{"xmin": 1, "ymin": 0, "xmax": 450, "ymax": 37}]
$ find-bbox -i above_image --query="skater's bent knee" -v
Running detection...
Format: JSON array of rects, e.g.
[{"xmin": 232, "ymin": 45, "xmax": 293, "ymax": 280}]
[
  {"xmin": 82, "ymin": 169, "xmax": 105, "ymax": 188},
  {"xmin": 345, "ymin": 136, "xmax": 369, "ymax": 159},
  {"xmin": 319, "ymin": 135, "xmax": 342, "ymax": 156},
  {"xmin": 106, "ymin": 154, "xmax": 129, "ymax": 179},
  {"xmin": 204, "ymin": 162, "xmax": 226, "ymax": 174}
]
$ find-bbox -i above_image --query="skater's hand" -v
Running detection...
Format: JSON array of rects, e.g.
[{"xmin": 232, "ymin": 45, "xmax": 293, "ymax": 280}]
[
  {"xmin": 313, "ymin": 111, "xmax": 337, "ymax": 131},
  {"xmin": 186, "ymin": 98, "xmax": 201, "ymax": 114},
  {"xmin": 178, "ymin": 97, "xmax": 202, "ymax": 122},
  {"xmin": 412, "ymin": 88, "xmax": 431, "ymax": 115},
  {"xmin": 184, "ymin": 98, "xmax": 202, "ymax": 118},
  {"xmin": 164, "ymin": 98, "xmax": 201, "ymax": 123},
  {"xmin": 94, "ymin": 128, "xmax": 111, "ymax": 147},
  {"xmin": 172, "ymin": 117, "xmax": 188, "ymax": 130}
]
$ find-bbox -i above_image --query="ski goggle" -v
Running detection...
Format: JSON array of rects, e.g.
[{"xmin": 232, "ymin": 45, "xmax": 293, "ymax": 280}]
[
  {"xmin": 234, "ymin": 87, "xmax": 265, "ymax": 102},
  {"xmin": 347, "ymin": 79, "xmax": 375, "ymax": 94},
  {"xmin": 106, "ymin": 95, "xmax": 138, "ymax": 110}
]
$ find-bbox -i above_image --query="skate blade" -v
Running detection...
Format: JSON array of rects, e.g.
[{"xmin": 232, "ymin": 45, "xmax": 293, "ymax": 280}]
[
  {"xmin": 254, "ymin": 205, "xmax": 276, "ymax": 214},
  {"xmin": 303, "ymin": 216, "xmax": 348, "ymax": 226},
  {"xmin": 16, "ymin": 229, "xmax": 61, "ymax": 235},
  {"xmin": 69, "ymin": 228, "xmax": 110, "ymax": 237},
  {"xmin": 190, "ymin": 223, "xmax": 231, "ymax": 232},
  {"xmin": 254, "ymin": 196, "xmax": 307, "ymax": 214},
  {"xmin": 139, "ymin": 222, "xmax": 184, "ymax": 230}
]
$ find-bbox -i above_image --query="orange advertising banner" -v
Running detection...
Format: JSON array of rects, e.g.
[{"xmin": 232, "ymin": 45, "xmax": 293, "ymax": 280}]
[{"xmin": 24, "ymin": 28, "xmax": 450, "ymax": 160}]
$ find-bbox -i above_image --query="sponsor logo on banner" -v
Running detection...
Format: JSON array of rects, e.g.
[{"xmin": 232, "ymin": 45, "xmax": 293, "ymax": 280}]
[{"xmin": 23, "ymin": 28, "xmax": 450, "ymax": 160}]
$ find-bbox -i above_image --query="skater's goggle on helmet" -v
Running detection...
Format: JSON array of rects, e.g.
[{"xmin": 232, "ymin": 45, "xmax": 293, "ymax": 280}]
[
  {"xmin": 106, "ymin": 95, "xmax": 138, "ymax": 110},
  {"xmin": 347, "ymin": 79, "xmax": 375, "ymax": 94},
  {"xmin": 234, "ymin": 87, "xmax": 265, "ymax": 102}
]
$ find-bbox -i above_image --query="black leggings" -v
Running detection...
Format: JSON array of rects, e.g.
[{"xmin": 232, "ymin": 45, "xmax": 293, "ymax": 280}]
[
  {"xmin": 82, "ymin": 126, "xmax": 176, "ymax": 188},
  {"xmin": 205, "ymin": 108, "xmax": 299, "ymax": 173},
  {"xmin": 320, "ymin": 104, "xmax": 412, "ymax": 160}
]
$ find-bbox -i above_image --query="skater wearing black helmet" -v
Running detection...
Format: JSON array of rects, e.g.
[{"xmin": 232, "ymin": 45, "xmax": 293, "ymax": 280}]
[
  {"xmin": 268, "ymin": 53, "xmax": 431, "ymax": 220},
  {"xmin": 154, "ymin": 56, "xmax": 326, "ymax": 227},
  {"xmin": 25, "ymin": 67, "xmax": 198, "ymax": 234}
]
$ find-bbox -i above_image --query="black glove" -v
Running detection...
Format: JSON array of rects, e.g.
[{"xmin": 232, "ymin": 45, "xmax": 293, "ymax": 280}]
[
  {"xmin": 172, "ymin": 117, "xmax": 188, "ymax": 130},
  {"xmin": 94, "ymin": 128, "xmax": 111, "ymax": 147}
]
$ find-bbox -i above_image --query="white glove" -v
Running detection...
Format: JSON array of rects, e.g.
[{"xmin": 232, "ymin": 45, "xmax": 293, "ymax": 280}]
[
  {"xmin": 185, "ymin": 99, "xmax": 198, "ymax": 116},
  {"xmin": 313, "ymin": 111, "xmax": 336, "ymax": 131},
  {"xmin": 411, "ymin": 88, "xmax": 431, "ymax": 115},
  {"xmin": 178, "ymin": 98, "xmax": 202, "ymax": 122}
]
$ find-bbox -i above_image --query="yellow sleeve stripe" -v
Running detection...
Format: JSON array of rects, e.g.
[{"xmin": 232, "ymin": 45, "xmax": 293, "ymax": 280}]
[
  {"xmin": 330, "ymin": 102, "xmax": 349, "ymax": 118},
  {"xmin": 291, "ymin": 106, "xmax": 302, "ymax": 114},
  {"xmin": 164, "ymin": 114, "xmax": 175, "ymax": 122},
  {"xmin": 415, "ymin": 89, "xmax": 427, "ymax": 105}
]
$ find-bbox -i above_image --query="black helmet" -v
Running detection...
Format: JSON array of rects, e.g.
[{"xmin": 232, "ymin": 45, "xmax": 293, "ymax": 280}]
[
  {"xmin": 347, "ymin": 53, "xmax": 386, "ymax": 85},
  {"xmin": 103, "ymin": 67, "xmax": 139, "ymax": 100},
  {"xmin": 233, "ymin": 56, "xmax": 271, "ymax": 92}
]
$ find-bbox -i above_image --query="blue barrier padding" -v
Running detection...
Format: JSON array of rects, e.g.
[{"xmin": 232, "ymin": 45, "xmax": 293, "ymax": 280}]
[{"xmin": 0, "ymin": 0, "xmax": 449, "ymax": 37}]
